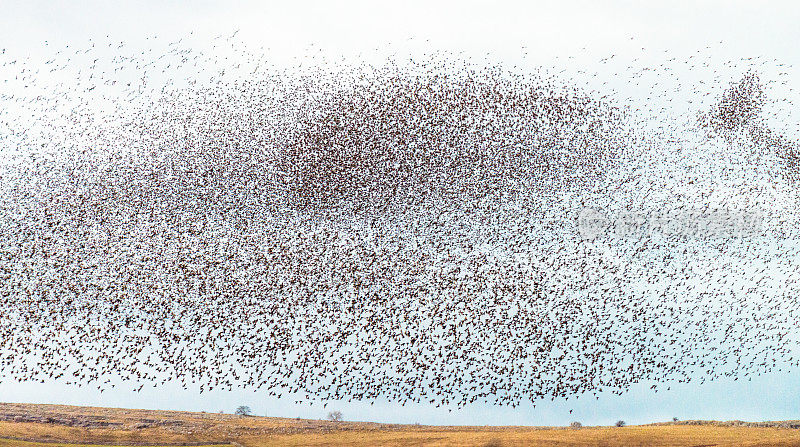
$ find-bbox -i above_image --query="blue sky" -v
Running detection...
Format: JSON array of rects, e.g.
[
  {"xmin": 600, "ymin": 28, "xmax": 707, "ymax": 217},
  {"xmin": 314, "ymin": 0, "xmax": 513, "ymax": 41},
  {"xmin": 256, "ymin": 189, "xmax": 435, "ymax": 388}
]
[
  {"xmin": 1, "ymin": 367, "xmax": 799, "ymax": 426},
  {"xmin": 2, "ymin": 0, "xmax": 800, "ymax": 426}
]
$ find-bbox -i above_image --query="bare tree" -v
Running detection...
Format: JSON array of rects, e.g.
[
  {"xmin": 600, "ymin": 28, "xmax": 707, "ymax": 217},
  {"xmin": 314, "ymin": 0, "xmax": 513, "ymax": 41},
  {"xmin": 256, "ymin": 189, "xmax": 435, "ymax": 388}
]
[
  {"xmin": 327, "ymin": 410, "xmax": 343, "ymax": 422},
  {"xmin": 235, "ymin": 405, "xmax": 252, "ymax": 417},
  {"xmin": 570, "ymin": 421, "xmax": 582, "ymax": 429}
]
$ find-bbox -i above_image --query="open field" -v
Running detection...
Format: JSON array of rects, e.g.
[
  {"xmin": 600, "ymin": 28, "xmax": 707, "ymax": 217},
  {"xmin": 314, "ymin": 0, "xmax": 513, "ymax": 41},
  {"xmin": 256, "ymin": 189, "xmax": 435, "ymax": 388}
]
[{"xmin": 2, "ymin": 403, "xmax": 800, "ymax": 447}]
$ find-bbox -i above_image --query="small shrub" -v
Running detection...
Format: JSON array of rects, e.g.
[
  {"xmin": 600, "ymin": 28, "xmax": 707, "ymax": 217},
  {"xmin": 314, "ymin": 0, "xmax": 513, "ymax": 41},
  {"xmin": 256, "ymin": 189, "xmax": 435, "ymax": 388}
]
[
  {"xmin": 570, "ymin": 421, "xmax": 582, "ymax": 429},
  {"xmin": 673, "ymin": 417, "xmax": 679, "ymax": 422},
  {"xmin": 615, "ymin": 420, "xmax": 626, "ymax": 427}
]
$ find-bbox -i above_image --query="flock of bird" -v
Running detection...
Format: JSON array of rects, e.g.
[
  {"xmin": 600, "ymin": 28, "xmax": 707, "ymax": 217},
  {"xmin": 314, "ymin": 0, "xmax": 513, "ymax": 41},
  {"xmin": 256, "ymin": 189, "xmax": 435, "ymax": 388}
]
[{"xmin": 1, "ymin": 34, "xmax": 799, "ymax": 409}]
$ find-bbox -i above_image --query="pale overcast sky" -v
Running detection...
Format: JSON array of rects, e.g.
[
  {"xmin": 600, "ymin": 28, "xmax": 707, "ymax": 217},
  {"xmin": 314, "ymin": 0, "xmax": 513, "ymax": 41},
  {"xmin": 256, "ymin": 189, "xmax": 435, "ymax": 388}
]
[{"xmin": 1, "ymin": 0, "xmax": 800, "ymax": 426}]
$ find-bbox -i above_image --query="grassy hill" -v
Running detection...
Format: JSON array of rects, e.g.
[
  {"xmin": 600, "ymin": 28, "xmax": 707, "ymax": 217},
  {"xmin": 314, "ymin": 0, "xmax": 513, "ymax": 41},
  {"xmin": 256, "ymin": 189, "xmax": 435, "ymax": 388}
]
[{"xmin": 1, "ymin": 402, "xmax": 800, "ymax": 446}]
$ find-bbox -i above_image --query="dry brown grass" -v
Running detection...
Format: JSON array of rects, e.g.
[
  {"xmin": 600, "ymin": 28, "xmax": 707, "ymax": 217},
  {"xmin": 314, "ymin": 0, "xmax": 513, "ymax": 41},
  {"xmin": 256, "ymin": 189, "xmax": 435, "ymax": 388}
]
[{"xmin": 2, "ymin": 402, "xmax": 800, "ymax": 447}]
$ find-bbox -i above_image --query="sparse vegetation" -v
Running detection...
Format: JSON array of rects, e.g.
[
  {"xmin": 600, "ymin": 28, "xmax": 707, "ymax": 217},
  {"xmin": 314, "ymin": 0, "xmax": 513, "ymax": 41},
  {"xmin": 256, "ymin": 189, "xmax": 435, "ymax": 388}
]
[
  {"xmin": 2, "ymin": 403, "xmax": 800, "ymax": 447},
  {"xmin": 327, "ymin": 410, "xmax": 343, "ymax": 422},
  {"xmin": 616, "ymin": 420, "xmax": 626, "ymax": 427},
  {"xmin": 570, "ymin": 421, "xmax": 583, "ymax": 429}
]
